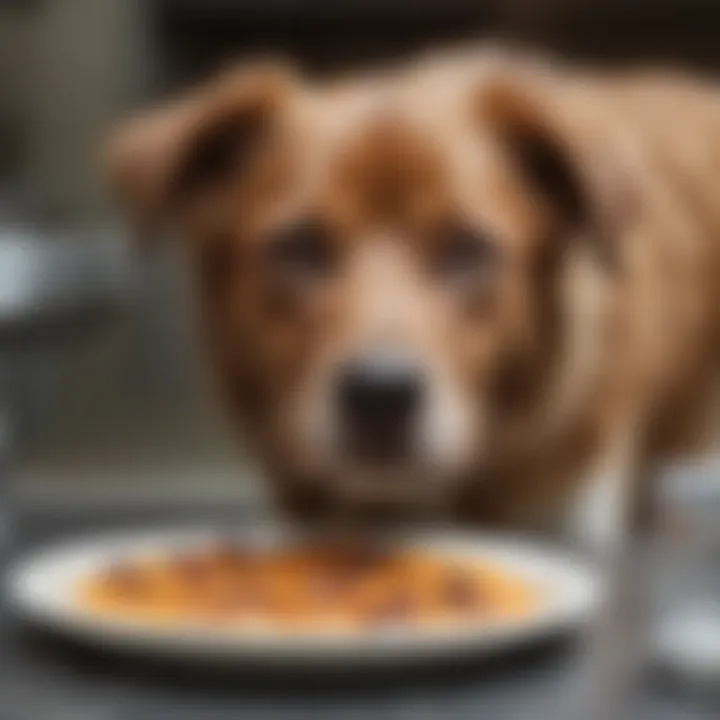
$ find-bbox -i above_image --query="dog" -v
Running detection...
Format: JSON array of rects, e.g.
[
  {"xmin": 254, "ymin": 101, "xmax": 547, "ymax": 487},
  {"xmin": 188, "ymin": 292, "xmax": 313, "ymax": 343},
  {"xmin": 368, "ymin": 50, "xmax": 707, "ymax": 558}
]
[{"xmin": 106, "ymin": 48, "xmax": 720, "ymax": 553}]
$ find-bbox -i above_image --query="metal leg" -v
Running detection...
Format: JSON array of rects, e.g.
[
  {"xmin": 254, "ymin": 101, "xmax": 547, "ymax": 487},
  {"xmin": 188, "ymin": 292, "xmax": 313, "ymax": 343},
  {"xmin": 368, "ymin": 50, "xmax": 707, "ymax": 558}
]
[
  {"xmin": 569, "ymin": 540, "xmax": 650, "ymax": 720},
  {"xmin": 562, "ymin": 459, "xmax": 653, "ymax": 720}
]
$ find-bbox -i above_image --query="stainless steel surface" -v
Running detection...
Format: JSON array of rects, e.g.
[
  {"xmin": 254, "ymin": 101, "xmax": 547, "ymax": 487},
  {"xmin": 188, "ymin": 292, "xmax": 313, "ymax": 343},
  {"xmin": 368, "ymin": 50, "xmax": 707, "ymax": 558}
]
[{"xmin": 0, "ymin": 504, "xmax": 717, "ymax": 720}]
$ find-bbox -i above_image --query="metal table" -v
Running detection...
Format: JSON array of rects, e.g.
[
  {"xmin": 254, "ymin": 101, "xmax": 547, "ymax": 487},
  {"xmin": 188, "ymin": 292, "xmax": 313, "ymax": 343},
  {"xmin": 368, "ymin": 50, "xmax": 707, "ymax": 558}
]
[{"xmin": 1, "ymin": 503, "xmax": 716, "ymax": 720}]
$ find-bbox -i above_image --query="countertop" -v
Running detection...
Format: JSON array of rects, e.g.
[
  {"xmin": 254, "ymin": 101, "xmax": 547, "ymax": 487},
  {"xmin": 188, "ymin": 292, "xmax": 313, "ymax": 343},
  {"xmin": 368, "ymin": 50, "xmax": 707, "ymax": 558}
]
[{"xmin": 1, "ymin": 502, "xmax": 718, "ymax": 720}]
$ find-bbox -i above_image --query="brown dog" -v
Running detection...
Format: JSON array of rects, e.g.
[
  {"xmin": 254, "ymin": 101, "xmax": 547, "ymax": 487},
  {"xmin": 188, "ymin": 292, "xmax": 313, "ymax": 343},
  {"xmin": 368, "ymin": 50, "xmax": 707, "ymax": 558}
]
[{"xmin": 107, "ymin": 49, "xmax": 720, "ymax": 551}]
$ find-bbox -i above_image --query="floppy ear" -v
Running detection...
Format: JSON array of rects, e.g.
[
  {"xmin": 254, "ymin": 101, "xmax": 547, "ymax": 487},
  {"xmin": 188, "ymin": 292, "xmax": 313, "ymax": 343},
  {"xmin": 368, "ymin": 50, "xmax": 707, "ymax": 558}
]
[
  {"xmin": 104, "ymin": 64, "xmax": 293, "ymax": 241},
  {"xmin": 478, "ymin": 71, "xmax": 629, "ymax": 270}
]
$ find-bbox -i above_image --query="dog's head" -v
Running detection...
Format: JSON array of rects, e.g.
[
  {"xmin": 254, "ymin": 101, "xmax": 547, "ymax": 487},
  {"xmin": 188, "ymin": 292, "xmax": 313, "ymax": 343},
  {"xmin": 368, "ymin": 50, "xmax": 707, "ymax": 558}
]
[{"xmin": 107, "ymin": 55, "xmax": 621, "ymax": 519}]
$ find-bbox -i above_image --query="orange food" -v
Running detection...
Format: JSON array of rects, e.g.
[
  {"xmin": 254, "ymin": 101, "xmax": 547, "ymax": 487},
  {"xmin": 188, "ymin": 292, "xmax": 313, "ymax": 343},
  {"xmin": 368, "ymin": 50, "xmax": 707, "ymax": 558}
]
[{"xmin": 77, "ymin": 541, "xmax": 539, "ymax": 632}]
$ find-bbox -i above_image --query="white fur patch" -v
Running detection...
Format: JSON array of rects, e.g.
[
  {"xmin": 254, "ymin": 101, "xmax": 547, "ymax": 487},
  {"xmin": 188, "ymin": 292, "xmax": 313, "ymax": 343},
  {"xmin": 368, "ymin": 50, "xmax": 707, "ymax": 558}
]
[{"xmin": 567, "ymin": 434, "xmax": 638, "ymax": 557}]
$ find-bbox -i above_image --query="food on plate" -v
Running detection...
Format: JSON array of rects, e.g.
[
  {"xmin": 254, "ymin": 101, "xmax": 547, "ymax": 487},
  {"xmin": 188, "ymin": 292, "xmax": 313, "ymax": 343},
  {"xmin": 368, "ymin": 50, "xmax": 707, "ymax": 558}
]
[{"xmin": 76, "ymin": 540, "xmax": 539, "ymax": 632}]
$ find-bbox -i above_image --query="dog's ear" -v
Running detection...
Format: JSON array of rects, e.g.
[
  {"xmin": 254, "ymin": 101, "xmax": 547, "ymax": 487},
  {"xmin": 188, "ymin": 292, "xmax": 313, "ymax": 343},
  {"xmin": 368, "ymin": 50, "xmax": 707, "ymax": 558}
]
[
  {"xmin": 104, "ymin": 64, "xmax": 294, "ymax": 242},
  {"xmin": 477, "ymin": 70, "xmax": 630, "ymax": 270}
]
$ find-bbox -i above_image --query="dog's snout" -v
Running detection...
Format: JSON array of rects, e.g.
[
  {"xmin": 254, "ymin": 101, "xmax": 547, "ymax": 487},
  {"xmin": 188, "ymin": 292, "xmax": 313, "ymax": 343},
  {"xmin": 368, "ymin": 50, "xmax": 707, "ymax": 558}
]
[
  {"xmin": 340, "ymin": 354, "xmax": 422, "ymax": 425},
  {"xmin": 338, "ymin": 351, "xmax": 424, "ymax": 462}
]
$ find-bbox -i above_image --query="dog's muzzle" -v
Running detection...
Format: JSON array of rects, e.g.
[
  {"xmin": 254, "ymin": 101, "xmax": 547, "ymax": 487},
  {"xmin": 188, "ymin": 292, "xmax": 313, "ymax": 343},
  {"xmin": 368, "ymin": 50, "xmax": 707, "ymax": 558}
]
[{"xmin": 336, "ymin": 349, "xmax": 425, "ymax": 465}]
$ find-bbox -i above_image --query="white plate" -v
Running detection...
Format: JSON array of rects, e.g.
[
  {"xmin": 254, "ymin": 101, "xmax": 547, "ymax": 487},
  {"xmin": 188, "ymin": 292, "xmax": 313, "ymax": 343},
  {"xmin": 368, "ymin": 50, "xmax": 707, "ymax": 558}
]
[{"xmin": 6, "ymin": 525, "xmax": 601, "ymax": 667}]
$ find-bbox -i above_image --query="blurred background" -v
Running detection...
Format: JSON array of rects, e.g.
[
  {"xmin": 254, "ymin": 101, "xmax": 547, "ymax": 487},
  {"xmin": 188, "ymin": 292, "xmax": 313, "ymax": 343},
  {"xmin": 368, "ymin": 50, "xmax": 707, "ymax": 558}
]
[{"xmin": 1, "ymin": 0, "xmax": 719, "ymax": 505}]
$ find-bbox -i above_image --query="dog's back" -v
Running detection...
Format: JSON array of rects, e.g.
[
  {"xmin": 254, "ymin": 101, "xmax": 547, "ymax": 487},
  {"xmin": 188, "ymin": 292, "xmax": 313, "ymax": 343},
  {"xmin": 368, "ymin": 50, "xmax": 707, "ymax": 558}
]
[
  {"xmin": 436, "ymin": 56, "xmax": 720, "ymax": 526},
  {"xmin": 580, "ymin": 71, "xmax": 720, "ymax": 458}
]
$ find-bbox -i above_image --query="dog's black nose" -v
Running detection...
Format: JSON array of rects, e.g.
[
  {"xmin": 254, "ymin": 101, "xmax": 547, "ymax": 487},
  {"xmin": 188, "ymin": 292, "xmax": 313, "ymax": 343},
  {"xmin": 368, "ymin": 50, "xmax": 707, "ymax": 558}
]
[{"xmin": 338, "ymin": 352, "xmax": 423, "ymax": 461}]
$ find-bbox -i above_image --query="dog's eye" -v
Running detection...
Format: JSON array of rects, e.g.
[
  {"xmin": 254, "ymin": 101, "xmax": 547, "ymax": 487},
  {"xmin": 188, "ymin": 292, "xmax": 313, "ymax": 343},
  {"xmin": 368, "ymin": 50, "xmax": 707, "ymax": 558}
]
[
  {"xmin": 435, "ymin": 225, "xmax": 499, "ymax": 283},
  {"xmin": 267, "ymin": 219, "xmax": 334, "ymax": 278}
]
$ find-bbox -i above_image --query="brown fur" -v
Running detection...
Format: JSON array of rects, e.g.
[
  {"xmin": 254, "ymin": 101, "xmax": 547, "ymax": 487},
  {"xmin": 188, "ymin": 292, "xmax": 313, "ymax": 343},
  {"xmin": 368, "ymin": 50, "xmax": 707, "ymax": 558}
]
[{"xmin": 106, "ymin": 50, "xmax": 720, "ymax": 530}]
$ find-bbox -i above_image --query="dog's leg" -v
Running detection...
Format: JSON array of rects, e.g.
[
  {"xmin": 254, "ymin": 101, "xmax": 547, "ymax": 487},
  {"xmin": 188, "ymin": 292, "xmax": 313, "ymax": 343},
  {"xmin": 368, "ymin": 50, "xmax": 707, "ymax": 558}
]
[
  {"xmin": 568, "ymin": 438, "xmax": 638, "ymax": 555},
  {"xmin": 564, "ymin": 433, "xmax": 651, "ymax": 720}
]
